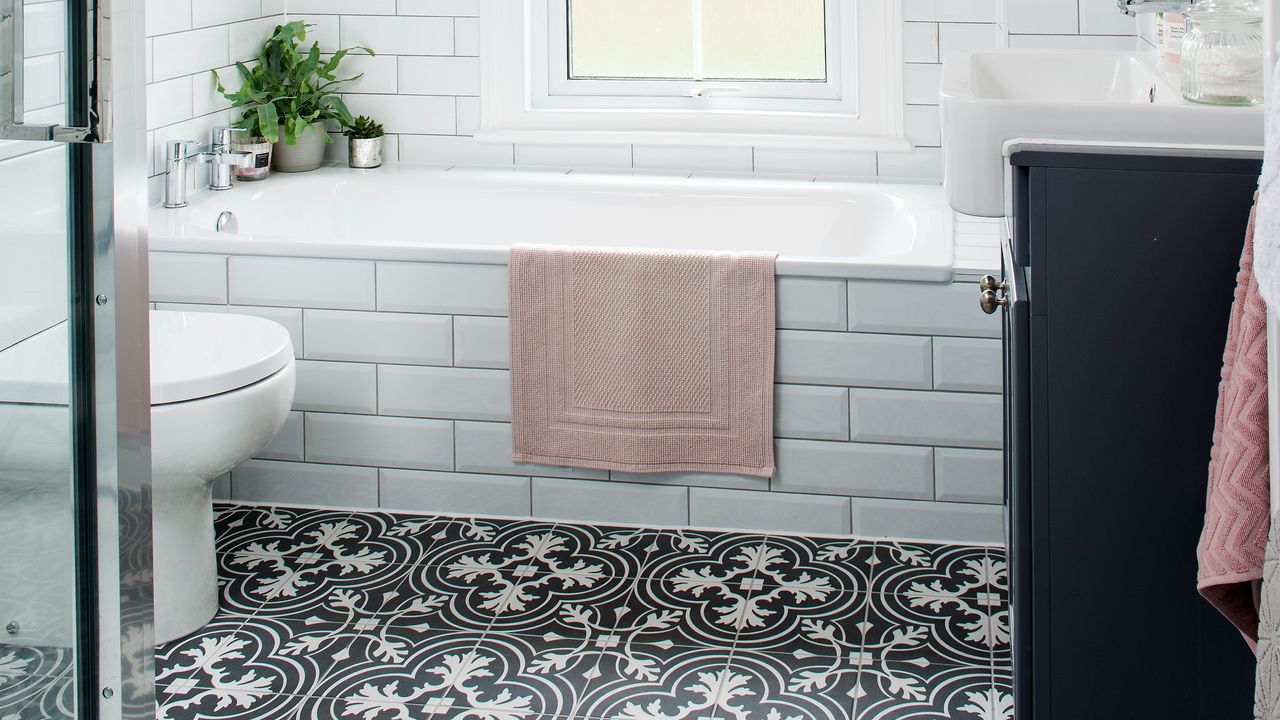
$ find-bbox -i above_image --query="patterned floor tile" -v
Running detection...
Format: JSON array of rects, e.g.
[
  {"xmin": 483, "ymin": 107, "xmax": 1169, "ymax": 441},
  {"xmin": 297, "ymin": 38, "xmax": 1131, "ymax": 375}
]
[
  {"xmin": 213, "ymin": 504, "xmax": 353, "ymax": 558},
  {"xmin": 156, "ymin": 615, "xmax": 355, "ymax": 710},
  {"xmin": 711, "ymin": 648, "xmax": 862, "ymax": 720},
  {"xmin": 758, "ymin": 535, "xmax": 879, "ymax": 594},
  {"xmin": 861, "ymin": 590, "xmax": 996, "ymax": 669},
  {"xmin": 401, "ymin": 537, "xmax": 637, "ymax": 636},
  {"xmin": 868, "ymin": 543, "xmax": 1000, "ymax": 600},
  {"xmin": 574, "ymin": 644, "xmax": 737, "ymax": 720},
  {"xmin": 218, "ymin": 528, "xmax": 414, "ymax": 623},
  {"xmin": 852, "ymin": 662, "xmax": 1011, "ymax": 720},
  {"xmin": 312, "ymin": 631, "xmax": 586, "ymax": 719},
  {"xmin": 161, "ymin": 505, "xmax": 1003, "ymax": 720}
]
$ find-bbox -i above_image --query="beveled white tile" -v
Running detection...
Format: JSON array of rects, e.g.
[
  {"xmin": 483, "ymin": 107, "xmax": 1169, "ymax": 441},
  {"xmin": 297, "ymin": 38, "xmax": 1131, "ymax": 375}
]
[
  {"xmin": 933, "ymin": 337, "xmax": 1002, "ymax": 393},
  {"xmin": 191, "ymin": 0, "xmax": 261, "ymax": 28},
  {"xmin": 397, "ymin": 0, "xmax": 480, "ymax": 15},
  {"xmin": 689, "ymin": 487, "xmax": 851, "ymax": 535},
  {"xmin": 776, "ymin": 277, "xmax": 848, "ymax": 331},
  {"xmin": 608, "ymin": 470, "xmax": 769, "ymax": 491},
  {"xmin": 848, "ymin": 280, "xmax": 1001, "ymax": 337},
  {"xmin": 378, "ymin": 366, "xmax": 510, "ymax": 421},
  {"xmin": 454, "ymin": 16, "xmax": 480, "ymax": 55},
  {"xmin": 231, "ymin": 459, "xmax": 378, "ymax": 508},
  {"xmin": 398, "ymin": 134, "xmax": 513, "ymax": 165},
  {"xmin": 293, "ymin": 360, "xmax": 377, "ymax": 414},
  {"xmin": 288, "ymin": 0, "xmax": 395, "ymax": 13},
  {"xmin": 378, "ymin": 262, "xmax": 508, "ymax": 315},
  {"xmin": 776, "ymin": 330, "xmax": 932, "ymax": 389},
  {"xmin": 343, "ymin": 94, "xmax": 455, "ymax": 135},
  {"xmin": 850, "ymin": 497, "xmax": 1003, "ymax": 544},
  {"xmin": 151, "ymin": 25, "xmax": 229, "ymax": 82},
  {"xmin": 398, "ymin": 56, "xmax": 480, "ymax": 96},
  {"xmin": 903, "ymin": 21, "xmax": 939, "ymax": 63},
  {"xmin": 532, "ymin": 477, "xmax": 689, "ymax": 526},
  {"xmin": 775, "ymin": 384, "xmax": 849, "ymax": 441},
  {"xmin": 935, "ymin": 447, "xmax": 1003, "ymax": 504},
  {"xmin": 229, "ymin": 257, "xmax": 375, "ymax": 310},
  {"xmin": 340, "ymin": 15, "xmax": 452, "ymax": 54},
  {"xmin": 256, "ymin": 411, "xmax": 304, "ymax": 462},
  {"xmin": 150, "ymin": 253, "xmax": 227, "ymax": 304},
  {"xmin": 772, "ymin": 439, "xmax": 934, "ymax": 499},
  {"xmin": 146, "ymin": 0, "xmax": 192, "ymax": 37},
  {"xmin": 305, "ymin": 413, "xmax": 454, "ymax": 471},
  {"xmin": 305, "ymin": 309, "xmax": 452, "ymax": 365},
  {"xmin": 453, "ymin": 315, "xmax": 509, "ymax": 369},
  {"xmin": 454, "ymin": 421, "xmax": 608, "ymax": 479},
  {"xmin": 379, "ymin": 469, "xmax": 531, "ymax": 516},
  {"xmin": 850, "ymin": 389, "xmax": 1002, "ymax": 449}
]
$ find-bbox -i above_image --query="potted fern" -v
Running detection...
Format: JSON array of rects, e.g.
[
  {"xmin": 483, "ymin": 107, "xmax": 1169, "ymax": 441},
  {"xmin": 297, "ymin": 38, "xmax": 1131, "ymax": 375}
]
[
  {"xmin": 214, "ymin": 21, "xmax": 372, "ymax": 175},
  {"xmin": 345, "ymin": 115, "xmax": 384, "ymax": 169}
]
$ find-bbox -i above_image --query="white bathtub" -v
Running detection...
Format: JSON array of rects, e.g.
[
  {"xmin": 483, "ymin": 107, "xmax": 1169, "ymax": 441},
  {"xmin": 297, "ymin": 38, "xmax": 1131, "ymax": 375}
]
[{"xmin": 150, "ymin": 164, "xmax": 955, "ymax": 281}]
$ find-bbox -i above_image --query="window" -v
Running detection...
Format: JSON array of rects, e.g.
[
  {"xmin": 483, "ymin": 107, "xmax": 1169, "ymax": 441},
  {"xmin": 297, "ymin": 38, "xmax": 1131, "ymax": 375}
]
[{"xmin": 479, "ymin": 0, "xmax": 906, "ymax": 151}]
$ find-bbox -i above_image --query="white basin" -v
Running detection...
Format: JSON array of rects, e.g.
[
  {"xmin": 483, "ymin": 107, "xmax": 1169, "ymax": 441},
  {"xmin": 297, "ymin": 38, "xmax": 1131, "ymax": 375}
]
[{"xmin": 941, "ymin": 50, "xmax": 1264, "ymax": 217}]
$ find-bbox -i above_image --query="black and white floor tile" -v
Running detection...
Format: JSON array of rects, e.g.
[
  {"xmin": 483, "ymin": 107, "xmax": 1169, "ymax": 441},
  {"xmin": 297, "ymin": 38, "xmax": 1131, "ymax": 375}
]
[{"xmin": 155, "ymin": 503, "xmax": 1013, "ymax": 720}]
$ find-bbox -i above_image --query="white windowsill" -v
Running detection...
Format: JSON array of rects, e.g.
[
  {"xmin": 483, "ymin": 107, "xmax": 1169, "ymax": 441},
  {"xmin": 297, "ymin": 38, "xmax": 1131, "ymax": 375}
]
[{"xmin": 472, "ymin": 129, "xmax": 914, "ymax": 153}]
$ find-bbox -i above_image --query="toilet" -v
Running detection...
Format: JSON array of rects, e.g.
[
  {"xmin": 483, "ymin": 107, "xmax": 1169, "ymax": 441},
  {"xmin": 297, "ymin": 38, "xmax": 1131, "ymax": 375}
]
[{"xmin": 0, "ymin": 311, "xmax": 295, "ymax": 645}]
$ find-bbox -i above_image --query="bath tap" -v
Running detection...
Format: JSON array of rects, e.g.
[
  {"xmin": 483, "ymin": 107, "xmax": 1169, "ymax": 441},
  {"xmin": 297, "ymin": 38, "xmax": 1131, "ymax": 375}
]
[
  {"xmin": 163, "ymin": 127, "xmax": 252, "ymax": 209},
  {"xmin": 1115, "ymin": 0, "xmax": 1190, "ymax": 15}
]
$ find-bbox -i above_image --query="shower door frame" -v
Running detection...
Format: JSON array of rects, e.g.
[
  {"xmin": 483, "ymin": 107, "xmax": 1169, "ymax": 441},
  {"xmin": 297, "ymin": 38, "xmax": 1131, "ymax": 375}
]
[{"xmin": 1, "ymin": 0, "xmax": 155, "ymax": 717}]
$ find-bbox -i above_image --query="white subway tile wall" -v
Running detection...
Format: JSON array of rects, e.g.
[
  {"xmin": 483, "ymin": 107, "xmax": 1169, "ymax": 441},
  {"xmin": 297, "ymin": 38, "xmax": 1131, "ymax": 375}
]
[
  {"xmin": 156, "ymin": 253, "xmax": 1005, "ymax": 543},
  {"xmin": 186, "ymin": 0, "xmax": 1134, "ymax": 182},
  {"xmin": 144, "ymin": 0, "xmax": 286, "ymax": 204}
]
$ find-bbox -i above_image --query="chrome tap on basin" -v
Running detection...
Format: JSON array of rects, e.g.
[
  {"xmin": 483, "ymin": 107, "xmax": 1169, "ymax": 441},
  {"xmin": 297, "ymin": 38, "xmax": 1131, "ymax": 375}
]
[
  {"xmin": 163, "ymin": 127, "xmax": 253, "ymax": 209},
  {"xmin": 1116, "ymin": 0, "xmax": 1191, "ymax": 15}
]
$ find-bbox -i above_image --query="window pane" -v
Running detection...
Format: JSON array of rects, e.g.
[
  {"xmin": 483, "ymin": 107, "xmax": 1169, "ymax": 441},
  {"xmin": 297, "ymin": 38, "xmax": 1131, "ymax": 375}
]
[
  {"xmin": 569, "ymin": 0, "xmax": 695, "ymax": 79},
  {"xmin": 701, "ymin": 0, "xmax": 826, "ymax": 81},
  {"xmin": 568, "ymin": 0, "xmax": 827, "ymax": 82}
]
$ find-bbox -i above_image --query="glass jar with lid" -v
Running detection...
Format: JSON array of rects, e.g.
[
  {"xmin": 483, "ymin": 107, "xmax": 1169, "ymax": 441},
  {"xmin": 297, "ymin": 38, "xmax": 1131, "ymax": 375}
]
[{"xmin": 1180, "ymin": 0, "xmax": 1264, "ymax": 106}]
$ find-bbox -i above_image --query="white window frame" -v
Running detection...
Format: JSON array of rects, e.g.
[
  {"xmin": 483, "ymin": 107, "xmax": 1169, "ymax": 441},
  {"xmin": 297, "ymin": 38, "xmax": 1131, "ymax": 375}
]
[{"xmin": 477, "ymin": 0, "xmax": 908, "ymax": 152}]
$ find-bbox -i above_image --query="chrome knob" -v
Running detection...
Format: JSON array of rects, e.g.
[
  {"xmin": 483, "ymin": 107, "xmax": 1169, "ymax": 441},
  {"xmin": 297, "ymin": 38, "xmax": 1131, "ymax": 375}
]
[
  {"xmin": 979, "ymin": 289, "xmax": 1007, "ymax": 314},
  {"xmin": 979, "ymin": 274, "xmax": 1007, "ymax": 292}
]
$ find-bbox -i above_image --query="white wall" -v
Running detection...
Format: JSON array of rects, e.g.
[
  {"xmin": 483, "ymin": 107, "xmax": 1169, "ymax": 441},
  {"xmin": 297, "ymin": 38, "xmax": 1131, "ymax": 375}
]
[{"xmin": 143, "ymin": 0, "xmax": 287, "ymax": 204}]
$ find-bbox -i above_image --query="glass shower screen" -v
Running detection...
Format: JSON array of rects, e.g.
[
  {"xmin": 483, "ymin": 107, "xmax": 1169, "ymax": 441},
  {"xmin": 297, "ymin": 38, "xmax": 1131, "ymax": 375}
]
[{"xmin": 0, "ymin": 0, "xmax": 153, "ymax": 718}]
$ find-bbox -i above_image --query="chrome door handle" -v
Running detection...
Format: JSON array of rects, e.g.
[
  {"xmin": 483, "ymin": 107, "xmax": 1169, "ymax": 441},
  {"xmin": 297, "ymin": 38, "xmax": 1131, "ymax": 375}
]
[{"xmin": 0, "ymin": 0, "xmax": 102, "ymax": 142}]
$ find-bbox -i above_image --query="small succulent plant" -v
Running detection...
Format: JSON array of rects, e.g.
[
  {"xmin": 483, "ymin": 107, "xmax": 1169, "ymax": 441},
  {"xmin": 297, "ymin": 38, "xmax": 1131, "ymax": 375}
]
[{"xmin": 345, "ymin": 115, "xmax": 385, "ymax": 140}]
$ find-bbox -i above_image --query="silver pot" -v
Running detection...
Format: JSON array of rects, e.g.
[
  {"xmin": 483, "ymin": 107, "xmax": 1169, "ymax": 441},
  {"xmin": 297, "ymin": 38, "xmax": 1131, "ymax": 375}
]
[
  {"xmin": 272, "ymin": 122, "xmax": 328, "ymax": 173},
  {"xmin": 348, "ymin": 136, "xmax": 383, "ymax": 169}
]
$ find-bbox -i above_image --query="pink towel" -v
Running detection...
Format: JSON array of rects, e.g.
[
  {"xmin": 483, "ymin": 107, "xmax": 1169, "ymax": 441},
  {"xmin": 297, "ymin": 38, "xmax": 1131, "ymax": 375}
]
[
  {"xmin": 1198, "ymin": 199, "xmax": 1271, "ymax": 652},
  {"xmin": 508, "ymin": 245, "xmax": 777, "ymax": 477}
]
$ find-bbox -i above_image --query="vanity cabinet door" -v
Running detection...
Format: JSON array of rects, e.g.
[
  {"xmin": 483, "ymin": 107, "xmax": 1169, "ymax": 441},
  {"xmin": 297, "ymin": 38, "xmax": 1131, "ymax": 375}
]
[{"xmin": 1010, "ymin": 151, "xmax": 1260, "ymax": 720}]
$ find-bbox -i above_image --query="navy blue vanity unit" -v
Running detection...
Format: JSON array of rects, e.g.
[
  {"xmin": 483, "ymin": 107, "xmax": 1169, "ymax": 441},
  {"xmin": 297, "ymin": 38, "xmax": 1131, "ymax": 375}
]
[{"xmin": 998, "ymin": 147, "xmax": 1261, "ymax": 719}]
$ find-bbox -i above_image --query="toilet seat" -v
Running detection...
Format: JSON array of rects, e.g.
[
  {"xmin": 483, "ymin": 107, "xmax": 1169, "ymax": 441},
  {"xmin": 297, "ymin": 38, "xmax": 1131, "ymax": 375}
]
[
  {"xmin": 0, "ymin": 311, "xmax": 294, "ymax": 406},
  {"xmin": 150, "ymin": 312, "xmax": 293, "ymax": 404}
]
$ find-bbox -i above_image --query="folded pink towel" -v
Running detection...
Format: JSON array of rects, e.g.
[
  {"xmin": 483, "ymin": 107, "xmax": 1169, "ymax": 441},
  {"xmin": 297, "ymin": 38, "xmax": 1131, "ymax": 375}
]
[
  {"xmin": 1198, "ymin": 199, "xmax": 1271, "ymax": 652},
  {"xmin": 508, "ymin": 245, "xmax": 777, "ymax": 477}
]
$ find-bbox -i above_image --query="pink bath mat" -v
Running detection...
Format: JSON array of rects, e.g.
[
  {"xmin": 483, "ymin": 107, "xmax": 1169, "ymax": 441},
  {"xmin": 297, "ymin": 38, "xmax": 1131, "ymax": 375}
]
[{"xmin": 508, "ymin": 244, "xmax": 777, "ymax": 477}]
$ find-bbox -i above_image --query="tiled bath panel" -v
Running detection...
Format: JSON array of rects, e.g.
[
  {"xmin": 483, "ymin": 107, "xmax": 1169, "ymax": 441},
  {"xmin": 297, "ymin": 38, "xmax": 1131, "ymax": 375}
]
[
  {"xmin": 153, "ymin": 503, "xmax": 1011, "ymax": 720},
  {"xmin": 150, "ymin": 251, "xmax": 1004, "ymax": 544}
]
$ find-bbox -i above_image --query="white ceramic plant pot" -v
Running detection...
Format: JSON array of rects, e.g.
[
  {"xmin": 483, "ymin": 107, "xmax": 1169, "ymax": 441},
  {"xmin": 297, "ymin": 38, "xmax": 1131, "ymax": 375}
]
[{"xmin": 272, "ymin": 122, "xmax": 328, "ymax": 173}]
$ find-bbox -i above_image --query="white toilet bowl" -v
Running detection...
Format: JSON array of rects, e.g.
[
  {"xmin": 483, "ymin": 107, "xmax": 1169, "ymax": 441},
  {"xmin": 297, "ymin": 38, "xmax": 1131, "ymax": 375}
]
[{"xmin": 0, "ymin": 311, "xmax": 295, "ymax": 645}]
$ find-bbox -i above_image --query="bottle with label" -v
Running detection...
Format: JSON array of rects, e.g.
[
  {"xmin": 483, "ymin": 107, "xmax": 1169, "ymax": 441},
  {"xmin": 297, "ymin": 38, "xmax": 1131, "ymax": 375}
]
[{"xmin": 1158, "ymin": 11, "xmax": 1187, "ymax": 63}]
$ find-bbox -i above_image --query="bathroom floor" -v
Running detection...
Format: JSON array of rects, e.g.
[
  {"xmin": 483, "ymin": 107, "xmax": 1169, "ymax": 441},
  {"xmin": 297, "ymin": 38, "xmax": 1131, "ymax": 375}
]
[{"xmin": 155, "ymin": 504, "xmax": 1011, "ymax": 720}]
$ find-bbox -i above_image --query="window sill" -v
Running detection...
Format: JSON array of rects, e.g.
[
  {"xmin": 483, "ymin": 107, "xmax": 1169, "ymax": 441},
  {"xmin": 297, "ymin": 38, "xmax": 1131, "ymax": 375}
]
[{"xmin": 472, "ymin": 129, "xmax": 913, "ymax": 153}]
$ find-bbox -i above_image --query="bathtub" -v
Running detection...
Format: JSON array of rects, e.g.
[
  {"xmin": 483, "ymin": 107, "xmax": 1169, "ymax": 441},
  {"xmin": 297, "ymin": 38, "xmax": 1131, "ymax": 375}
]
[{"xmin": 150, "ymin": 164, "xmax": 955, "ymax": 281}]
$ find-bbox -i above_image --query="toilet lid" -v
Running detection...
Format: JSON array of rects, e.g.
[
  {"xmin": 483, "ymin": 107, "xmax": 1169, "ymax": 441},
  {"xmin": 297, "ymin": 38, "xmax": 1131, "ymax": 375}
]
[
  {"xmin": 0, "ymin": 311, "xmax": 293, "ymax": 406},
  {"xmin": 151, "ymin": 311, "xmax": 294, "ymax": 404}
]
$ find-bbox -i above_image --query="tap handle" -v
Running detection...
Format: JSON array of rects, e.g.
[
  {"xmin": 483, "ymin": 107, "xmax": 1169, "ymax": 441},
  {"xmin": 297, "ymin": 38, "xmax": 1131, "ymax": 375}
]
[
  {"xmin": 211, "ymin": 126, "xmax": 237, "ymax": 150},
  {"xmin": 165, "ymin": 139, "xmax": 200, "ymax": 167}
]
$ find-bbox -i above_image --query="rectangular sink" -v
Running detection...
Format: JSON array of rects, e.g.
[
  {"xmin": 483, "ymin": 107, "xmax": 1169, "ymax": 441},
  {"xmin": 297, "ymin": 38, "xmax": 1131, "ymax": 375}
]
[{"xmin": 942, "ymin": 50, "xmax": 1262, "ymax": 216}]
